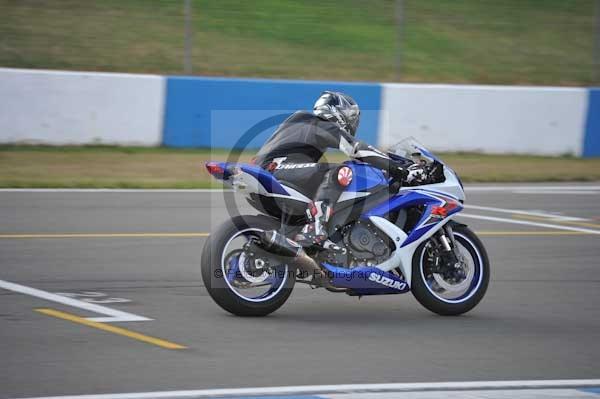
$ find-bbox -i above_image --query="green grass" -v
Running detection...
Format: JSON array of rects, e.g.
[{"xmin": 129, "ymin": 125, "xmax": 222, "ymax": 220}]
[
  {"xmin": 1, "ymin": 145, "xmax": 599, "ymax": 188},
  {"xmin": 0, "ymin": 0, "xmax": 596, "ymax": 85}
]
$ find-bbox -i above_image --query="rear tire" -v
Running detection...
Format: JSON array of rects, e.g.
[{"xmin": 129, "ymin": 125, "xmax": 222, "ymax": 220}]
[
  {"xmin": 411, "ymin": 223, "xmax": 490, "ymax": 316},
  {"xmin": 201, "ymin": 215, "xmax": 295, "ymax": 317}
]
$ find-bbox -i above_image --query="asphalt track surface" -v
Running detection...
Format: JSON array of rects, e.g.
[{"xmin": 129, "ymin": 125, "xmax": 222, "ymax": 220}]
[{"xmin": 1, "ymin": 184, "xmax": 600, "ymax": 398}]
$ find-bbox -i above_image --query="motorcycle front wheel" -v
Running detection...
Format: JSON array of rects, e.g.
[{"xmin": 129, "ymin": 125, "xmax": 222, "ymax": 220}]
[
  {"xmin": 201, "ymin": 215, "xmax": 295, "ymax": 317},
  {"xmin": 411, "ymin": 222, "xmax": 490, "ymax": 316}
]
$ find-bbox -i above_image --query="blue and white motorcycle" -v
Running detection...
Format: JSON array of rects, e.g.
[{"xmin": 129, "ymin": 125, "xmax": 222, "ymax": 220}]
[{"xmin": 202, "ymin": 138, "xmax": 489, "ymax": 316}]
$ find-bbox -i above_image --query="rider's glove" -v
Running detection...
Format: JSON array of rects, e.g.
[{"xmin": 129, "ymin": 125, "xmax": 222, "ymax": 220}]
[{"xmin": 406, "ymin": 164, "xmax": 427, "ymax": 184}]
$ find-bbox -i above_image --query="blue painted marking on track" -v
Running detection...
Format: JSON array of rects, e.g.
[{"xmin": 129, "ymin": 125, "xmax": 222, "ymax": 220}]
[
  {"xmin": 583, "ymin": 88, "xmax": 600, "ymax": 157},
  {"xmin": 162, "ymin": 76, "xmax": 381, "ymax": 149},
  {"xmin": 580, "ymin": 387, "xmax": 600, "ymax": 394}
]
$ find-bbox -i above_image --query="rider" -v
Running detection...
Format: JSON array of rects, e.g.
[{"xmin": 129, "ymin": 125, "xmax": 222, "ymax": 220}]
[{"xmin": 254, "ymin": 91, "xmax": 422, "ymax": 247}]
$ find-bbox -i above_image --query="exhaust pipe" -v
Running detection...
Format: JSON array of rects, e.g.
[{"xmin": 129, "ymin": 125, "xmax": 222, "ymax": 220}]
[
  {"xmin": 251, "ymin": 230, "xmax": 343, "ymax": 291},
  {"xmin": 257, "ymin": 230, "xmax": 304, "ymax": 258}
]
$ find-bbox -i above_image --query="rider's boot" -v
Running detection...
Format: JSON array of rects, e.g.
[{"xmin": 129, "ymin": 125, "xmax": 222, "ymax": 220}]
[{"xmin": 295, "ymin": 201, "xmax": 333, "ymax": 247}]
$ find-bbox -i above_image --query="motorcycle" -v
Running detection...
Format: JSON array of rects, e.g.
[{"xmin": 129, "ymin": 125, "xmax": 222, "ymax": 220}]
[{"xmin": 201, "ymin": 137, "xmax": 489, "ymax": 316}]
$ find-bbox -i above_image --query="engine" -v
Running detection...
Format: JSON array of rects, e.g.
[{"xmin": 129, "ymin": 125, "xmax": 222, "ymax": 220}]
[{"xmin": 323, "ymin": 221, "xmax": 392, "ymax": 268}]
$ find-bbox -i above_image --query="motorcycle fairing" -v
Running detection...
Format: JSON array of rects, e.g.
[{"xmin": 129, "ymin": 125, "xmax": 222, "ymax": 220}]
[
  {"xmin": 335, "ymin": 161, "xmax": 389, "ymax": 203},
  {"xmin": 341, "ymin": 161, "xmax": 388, "ymax": 193},
  {"xmin": 207, "ymin": 161, "xmax": 311, "ymax": 203},
  {"xmin": 399, "ymin": 165, "xmax": 466, "ymax": 202},
  {"xmin": 320, "ymin": 263, "xmax": 410, "ymax": 295},
  {"xmin": 207, "ymin": 160, "xmax": 392, "ymax": 203},
  {"xmin": 206, "ymin": 159, "xmax": 465, "ymax": 290},
  {"xmin": 366, "ymin": 189, "xmax": 463, "ymax": 248}
]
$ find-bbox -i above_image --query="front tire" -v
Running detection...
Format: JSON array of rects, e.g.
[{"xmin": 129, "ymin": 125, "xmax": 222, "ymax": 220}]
[
  {"xmin": 411, "ymin": 223, "xmax": 490, "ymax": 316},
  {"xmin": 201, "ymin": 215, "xmax": 295, "ymax": 317}
]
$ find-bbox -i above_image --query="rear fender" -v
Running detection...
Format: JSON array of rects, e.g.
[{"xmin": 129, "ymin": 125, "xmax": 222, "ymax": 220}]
[
  {"xmin": 205, "ymin": 161, "xmax": 288, "ymax": 195},
  {"xmin": 205, "ymin": 161, "xmax": 311, "ymax": 205}
]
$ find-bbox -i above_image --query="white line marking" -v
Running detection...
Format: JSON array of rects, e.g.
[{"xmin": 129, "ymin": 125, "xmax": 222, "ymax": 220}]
[
  {"xmin": 465, "ymin": 204, "xmax": 589, "ymax": 222},
  {"xmin": 326, "ymin": 389, "xmax": 600, "ymax": 399},
  {"xmin": 512, "ymin": 190, "xmax": 599, "ymax": 195},
  {"xmin": 17, "ymin": 379, "xmax": 600, "ymax": 399},
  {"xmin": 465, "ymin": 185, "xmax": 600, "ymax": 192},
  {"xmin": 0, "ymin": 280, "xmax": 151, "ymax": 322},
  {"xmin": 460, "ymin": 214, "xmax": 600, "ymax": 235},
  {"xmin": 0, "ymin": 188, "xmax": 228, "ymax": 193},
  {"xmin": 55, "ymin": 291, "xmax": 132, "ymax": 304}
]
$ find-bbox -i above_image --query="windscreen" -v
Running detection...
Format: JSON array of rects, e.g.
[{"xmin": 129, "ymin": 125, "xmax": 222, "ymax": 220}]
[{"xmin": 387, "ymin": 137, "xmax": 445, "ymax": 166}]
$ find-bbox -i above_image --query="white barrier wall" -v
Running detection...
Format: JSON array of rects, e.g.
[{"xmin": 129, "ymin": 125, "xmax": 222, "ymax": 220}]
[
  {"xmin": 379, "ymin": 84, "xmax": 588, "ymax": 156},
  {"xmin": 0, "ymin": 68, "xmax": 591, "ymax": 155},
  {"xmin": 0, "ymin": 68, "xmax": 164, "ymax": 145}
]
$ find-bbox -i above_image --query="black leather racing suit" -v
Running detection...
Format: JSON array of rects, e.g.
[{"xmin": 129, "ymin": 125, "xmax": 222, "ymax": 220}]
[{"xmin": 255, "ymin": 111, "xmax": 403, "ymax": 204}]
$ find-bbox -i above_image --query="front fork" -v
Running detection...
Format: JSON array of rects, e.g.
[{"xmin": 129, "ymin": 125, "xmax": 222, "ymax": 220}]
[
  {"xmin": 430, "ymin": 223, "xmax": 464, "ymax": 276},
  {"xmin": 443, "ymin": 223, "xmax": 461, "ymax": 257}
]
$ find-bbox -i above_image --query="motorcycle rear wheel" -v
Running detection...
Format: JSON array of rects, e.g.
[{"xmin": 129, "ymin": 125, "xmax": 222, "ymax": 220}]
[{"xmin": 201, "ymin": 215, "xmax": 295, "ymax": 317}]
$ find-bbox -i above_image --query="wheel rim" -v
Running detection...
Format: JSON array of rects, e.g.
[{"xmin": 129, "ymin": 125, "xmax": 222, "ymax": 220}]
[
  {"xmin": 220, "ymin": 228, "xmax": 289, "ymax": 303},
  {"xmin": 419, "ymin": 232, "xmax": 484, "ymax": 304}
]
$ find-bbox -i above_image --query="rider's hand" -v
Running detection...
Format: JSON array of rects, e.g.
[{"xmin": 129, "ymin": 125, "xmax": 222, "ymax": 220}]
[{"xmin": 406, "ymin": 164, "xmax": 427, "ymax": 184}]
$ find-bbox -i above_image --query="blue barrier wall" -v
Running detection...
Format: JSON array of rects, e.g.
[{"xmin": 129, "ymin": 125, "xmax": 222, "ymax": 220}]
[
  {"xmin": 163, "ymin": 76, "xmax": 381, "ymax": 149},
  {"xmin": 583, "ymin": 88, "xmax": 600, "ymax": 157}
]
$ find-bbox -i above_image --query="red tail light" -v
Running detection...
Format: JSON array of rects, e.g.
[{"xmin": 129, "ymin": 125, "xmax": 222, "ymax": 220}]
[{"xmin": 205, "ymin": 162, "xmax": 224, "ymax": 176}]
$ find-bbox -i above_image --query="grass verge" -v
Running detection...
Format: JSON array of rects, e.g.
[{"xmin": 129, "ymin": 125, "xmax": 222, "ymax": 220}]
[
  {"xmin": 1, "ymin": 145, "xmax": 599, "ymax": 188},
  {"xmin": 0, "ymin": 0, "xmax": 595, "ymax": 85}
]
